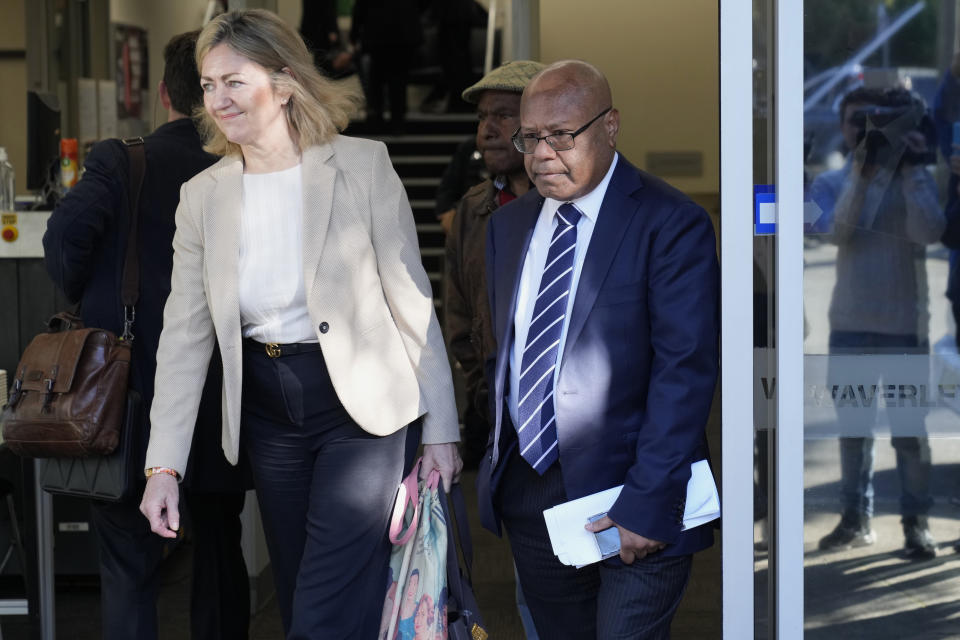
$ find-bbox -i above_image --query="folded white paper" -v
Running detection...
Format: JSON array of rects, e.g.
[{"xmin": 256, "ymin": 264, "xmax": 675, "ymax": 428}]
[{"xmin": 543, "ymin": 459, "xmax": 720, "ymax": 567}]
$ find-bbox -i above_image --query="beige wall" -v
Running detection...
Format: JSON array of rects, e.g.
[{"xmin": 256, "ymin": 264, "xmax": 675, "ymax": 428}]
[
  {"xmin": 0, "ymin": 0, "xmax": 27, "ymax": 197},
  {"xmin": 277, "ymin": 0, "xmax": 300, "ymax": 27},
  {"xmin": 539, "ymin": 0, "xmax": 719, "ymax": 198}
]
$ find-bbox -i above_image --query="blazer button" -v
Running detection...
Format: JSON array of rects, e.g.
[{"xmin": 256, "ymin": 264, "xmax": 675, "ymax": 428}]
[{"xmin": 319, "ymin": 322, "xmax": 329, "ymax": 334}]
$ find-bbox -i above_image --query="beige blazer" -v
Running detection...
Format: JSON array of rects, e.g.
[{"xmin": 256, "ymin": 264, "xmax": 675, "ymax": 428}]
[{"xmin": 144, "ymin": 136, "xmax": 460, "ymax": 475}]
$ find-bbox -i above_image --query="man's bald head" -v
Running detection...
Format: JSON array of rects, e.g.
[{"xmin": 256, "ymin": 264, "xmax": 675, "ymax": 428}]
[
  {"xmin": 524, "ymin": 60, "xmax": 613, "ymax": 116},
  {"xmin": 518, "ymin": 60, "xmax": 619, "ymax": 201}
]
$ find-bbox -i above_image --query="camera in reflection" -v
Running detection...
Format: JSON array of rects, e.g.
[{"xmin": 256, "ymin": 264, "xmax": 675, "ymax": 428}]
[{"xmin": 849, "ymin": 92, "xmax": 936, "ymax": 167}]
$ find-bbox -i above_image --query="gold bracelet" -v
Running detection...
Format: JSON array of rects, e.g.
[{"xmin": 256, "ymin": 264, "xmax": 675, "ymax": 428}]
[{"xmin": 144, "ymin": 467, "xmax": 180, "ymax": 481}]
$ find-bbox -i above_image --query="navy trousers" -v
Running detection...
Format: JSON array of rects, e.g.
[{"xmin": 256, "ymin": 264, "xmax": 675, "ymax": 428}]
[
  {"xmin": 91, "ymin": 488, "xmax": 249, "ymax": 640},
  {"xmin": 240, "ymin": 342, "xmax": 419, "ymax": 639},
  {"xmin": 497, "ymin": 444, "xmax": 692, "ymax": 639}
]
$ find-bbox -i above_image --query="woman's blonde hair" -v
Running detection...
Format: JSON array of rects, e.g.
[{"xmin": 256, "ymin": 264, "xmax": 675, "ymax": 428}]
[{"xmin": 195, "ymin": 8, "xmax": 360, "ymax": 155}]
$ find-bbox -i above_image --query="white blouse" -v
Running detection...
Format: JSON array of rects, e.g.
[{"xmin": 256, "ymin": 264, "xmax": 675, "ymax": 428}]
[{"xmin": 238, "ymin": 164, "xmax": 316, "ymax": 344}]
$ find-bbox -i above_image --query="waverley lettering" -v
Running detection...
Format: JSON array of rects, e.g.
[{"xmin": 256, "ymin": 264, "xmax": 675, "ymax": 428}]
[{"xmin": 758, "ymin": 378, "xmax": 959, "ymax": 409}]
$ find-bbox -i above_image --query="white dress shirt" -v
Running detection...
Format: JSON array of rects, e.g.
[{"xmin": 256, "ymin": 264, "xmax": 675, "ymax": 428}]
[
  {"xmin": 238, "ymin": 164, "xmax": 316, "ymax": 343},
  {"xmin": 507, "ymin": 153, "xmax": 619, "ymax": 429}
]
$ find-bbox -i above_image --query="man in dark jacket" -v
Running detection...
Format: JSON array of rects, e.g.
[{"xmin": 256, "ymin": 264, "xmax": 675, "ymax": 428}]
[
  {"xmin": 42, "ymin": 31, "xmax": 249, "ymax": 640},
  {"xmin": 935, "ymin": 54, "xmax": 960, "ymax": 349},
  {"xmin": 444, "ymin": 60, "xmax": 543, "ymax": 467},
  {"xmin": 444, "ymin": 57, "xmax": 544, "ymax": 639}
]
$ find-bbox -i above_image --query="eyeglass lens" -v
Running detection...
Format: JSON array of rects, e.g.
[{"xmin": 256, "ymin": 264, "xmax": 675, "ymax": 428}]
[{"xmin": 512, "ymin": 107, "xmax": 612, "ymax": 154}]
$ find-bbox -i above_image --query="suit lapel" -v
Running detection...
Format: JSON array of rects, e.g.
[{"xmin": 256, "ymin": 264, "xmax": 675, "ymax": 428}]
[
  {"xmin": 493, "ymin": 192, "xmax": 542, "ymax": 354},
  {"xmin": 203, "ymin": 155, "xmax": 244, "ymax": 336},
  {"xmin": 301, "ymin": 144, "xmax": 336, "ymax": 298},
  {"xmin": 563, "ymin": 158, "xmax": 644, "ymax": 356},
  {"xmin": 491, "ymin": 191, "xmax": 541, "ymax": 465}
]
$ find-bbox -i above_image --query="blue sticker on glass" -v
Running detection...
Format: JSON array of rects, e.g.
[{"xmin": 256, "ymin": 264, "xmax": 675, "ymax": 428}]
[{"xmin": 754, "ymin": 185, "xmax": 776, "ymax": 235}]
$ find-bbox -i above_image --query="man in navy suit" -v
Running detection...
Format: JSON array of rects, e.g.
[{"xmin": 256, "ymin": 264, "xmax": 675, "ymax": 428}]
[{"xmin": 479, "ymin": 60, "xmax": 719, "ymax": 638}]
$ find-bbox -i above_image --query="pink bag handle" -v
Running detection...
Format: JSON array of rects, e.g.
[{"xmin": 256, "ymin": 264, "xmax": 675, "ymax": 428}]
[
  {"xmin": 425, "ymin": 468, "xmax": 440, "ymax": 490},
  {"xmin": 388, "ymin": 458, "xmax": 423, "ymax": 545}
]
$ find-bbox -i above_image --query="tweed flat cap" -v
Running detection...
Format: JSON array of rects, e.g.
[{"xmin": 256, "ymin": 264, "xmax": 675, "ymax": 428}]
[{"xmin": 461, "ymin": 60, "xmax": 546, "ymax": 104}]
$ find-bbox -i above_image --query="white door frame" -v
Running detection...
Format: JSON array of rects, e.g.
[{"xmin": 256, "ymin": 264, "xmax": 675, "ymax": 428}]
[
  {"xmin": 774, "ymin": 0, "xmax": 805, "ymax": 637},
  {"xmin": 720, "ymin": 1, "xmax": 805, "ymax": 638},
  {"xmin": 719, "ymin": 1, "xmax": 756, "ymax": 638}
]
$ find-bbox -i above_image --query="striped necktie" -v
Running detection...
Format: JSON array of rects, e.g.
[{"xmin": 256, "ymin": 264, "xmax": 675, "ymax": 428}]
[{"xmin": 516, "ymin": 202, "xmax": 581, "ymax": 474}]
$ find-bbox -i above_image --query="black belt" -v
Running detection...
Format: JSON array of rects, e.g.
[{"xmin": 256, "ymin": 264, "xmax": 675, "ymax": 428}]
[{"xmin": 243, "ymin": 338, "xmax": 322, "ymax": 358}]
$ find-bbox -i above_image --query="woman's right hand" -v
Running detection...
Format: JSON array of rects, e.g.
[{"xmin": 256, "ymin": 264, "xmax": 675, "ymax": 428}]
[
  {"xmin": 421, "ymin": 442, "xmax": 463, "ymax": 493},
  {"xmin": 140, "ymin": 474, "xmax": 181, "ymax": 539}
]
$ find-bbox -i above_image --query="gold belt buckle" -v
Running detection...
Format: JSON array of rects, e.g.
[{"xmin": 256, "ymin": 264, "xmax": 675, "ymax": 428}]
[{"xmin": 265, "ymin": 343, "xmax": 281, "ymax": 358}]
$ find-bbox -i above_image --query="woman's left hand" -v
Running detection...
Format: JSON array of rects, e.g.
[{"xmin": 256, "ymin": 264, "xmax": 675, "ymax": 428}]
[{"xmin": 421, "ymin": 442, "xmax": 462, "ymax": 493}]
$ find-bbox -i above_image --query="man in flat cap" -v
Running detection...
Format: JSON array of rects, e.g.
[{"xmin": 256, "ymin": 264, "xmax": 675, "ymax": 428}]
[{"xmin": 444, "ymin": 59, "xmax": 545, "ymax": 470}]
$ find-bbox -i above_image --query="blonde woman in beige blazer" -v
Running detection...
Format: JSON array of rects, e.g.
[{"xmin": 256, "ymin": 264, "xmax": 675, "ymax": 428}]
[{"xmin": 139, "ymin": 10, "xmax": 461, "ymax": 637}]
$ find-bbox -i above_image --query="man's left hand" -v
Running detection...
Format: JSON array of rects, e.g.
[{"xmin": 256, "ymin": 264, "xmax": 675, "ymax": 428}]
[{"xmin": 585, "ymin": 516, "xmax": 666, "ymax": 564}]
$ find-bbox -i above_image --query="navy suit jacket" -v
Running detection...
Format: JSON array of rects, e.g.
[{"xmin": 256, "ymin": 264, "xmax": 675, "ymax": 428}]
[{"xmin": 478, "ymin": 154, "xmax": 719, "ymax": 556}]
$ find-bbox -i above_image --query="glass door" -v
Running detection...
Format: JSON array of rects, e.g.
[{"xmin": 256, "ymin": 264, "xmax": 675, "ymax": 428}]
[
  {"xmin": 800, "ymin": 1, "xmax": 960, "ymax": 638},
  {"xmin": 735, "ymin": 1, "xmax": 960, "ymax": 637}
]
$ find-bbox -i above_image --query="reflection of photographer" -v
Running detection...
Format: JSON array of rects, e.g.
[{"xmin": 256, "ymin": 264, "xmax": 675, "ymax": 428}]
[
  {"xmin": 810, "ymin": 86, "xmax": 945, "ymax": 560},
  {"xmin": 811, "ymin": 88, "xmax": 941, "ymax": 241}
]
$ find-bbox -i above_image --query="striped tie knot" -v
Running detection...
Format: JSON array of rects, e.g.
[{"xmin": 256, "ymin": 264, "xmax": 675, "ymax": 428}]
[{"xmin": 556, "ymin": 202, "xmax": 581, "ymax": 228}]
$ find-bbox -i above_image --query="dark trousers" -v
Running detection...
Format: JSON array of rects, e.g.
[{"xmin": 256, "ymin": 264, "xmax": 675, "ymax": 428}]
[
  {"xmin": 240, "ymin": 344, "xmax": 419, "ymax": 639},
  {"xmin": 90, "ymin": 489, "xmax": 249, "ymax": 640},
  {"xmin": 954, "ymin": 301, "xmax": 960, "ymax": 351},
  {"xmin": 497, "ymin": 445, "xmax": 692, "ymax": 639},
  {"xmin": 437, "ymin": 21, "xmax": 472, "ymax": 111},
  {"xmin": 187, "ymin": 491, "xmax": 250, "ymax": 638},
  {"xmin": 828, "ymin": 331, "xmax": 932, "ymax": 520},
  {"xmin": 366, "ymin": 45, "xmax": 412, "ymax": 126},
  {"xmin": 461, "ymin": 400, "xmax": 490, "ymax": 468}
]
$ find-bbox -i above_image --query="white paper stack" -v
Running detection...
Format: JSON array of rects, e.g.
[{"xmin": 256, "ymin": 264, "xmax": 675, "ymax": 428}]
[{"xmin": 543, "ymin": 459, "xmax": 721, "ymax": 567}]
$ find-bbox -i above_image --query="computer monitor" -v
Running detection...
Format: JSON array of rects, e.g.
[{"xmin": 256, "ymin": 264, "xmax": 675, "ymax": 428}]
[{"xmin": 26, "ymin": 90, "xmax": 61, "ymax": 193}]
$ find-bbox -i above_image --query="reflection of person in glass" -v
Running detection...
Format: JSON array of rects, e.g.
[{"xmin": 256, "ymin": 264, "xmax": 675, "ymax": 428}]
[
  {"xmin": 810, "ymin": 87, "xmax": 944, "ymax": 560},
  {"xmin": 934, "ymin": 51, "xmax": 960, "ymax": 553}
]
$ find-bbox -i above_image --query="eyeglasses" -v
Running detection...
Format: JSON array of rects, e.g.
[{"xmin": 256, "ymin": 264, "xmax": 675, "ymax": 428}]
[{"xmin": 511, "ymin": 107, "xmax": 612, "ymax": 154}]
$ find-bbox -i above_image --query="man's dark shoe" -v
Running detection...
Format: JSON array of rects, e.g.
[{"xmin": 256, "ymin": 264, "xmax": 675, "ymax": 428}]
[
  {"xmin": 818, "ymin": 516, "xmax": 876, "ymax": 551},
  {"xmin": 903, "ymin": 516, "xmax": 937, "ymax": 560}
]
